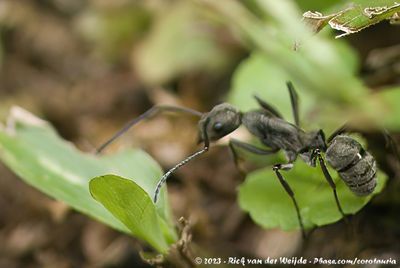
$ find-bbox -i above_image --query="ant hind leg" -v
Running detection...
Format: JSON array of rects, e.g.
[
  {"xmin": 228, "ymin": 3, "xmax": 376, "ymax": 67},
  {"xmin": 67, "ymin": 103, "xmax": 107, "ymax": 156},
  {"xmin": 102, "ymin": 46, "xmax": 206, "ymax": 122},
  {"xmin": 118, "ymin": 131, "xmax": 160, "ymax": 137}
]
[
  {"xmin": 228, "ymin": 138, "xmax": 278, "ymax": 175},
  {"xmin": 96, "ymin": 105, "xmax": 203, "ymax": 153},
  {"xmin": 313, "ymin": 149, "xmax": 347, "ymax": 221},
  {"xmin": 272, "ymin": 163, "xmax": 306, "ymax": 239}
]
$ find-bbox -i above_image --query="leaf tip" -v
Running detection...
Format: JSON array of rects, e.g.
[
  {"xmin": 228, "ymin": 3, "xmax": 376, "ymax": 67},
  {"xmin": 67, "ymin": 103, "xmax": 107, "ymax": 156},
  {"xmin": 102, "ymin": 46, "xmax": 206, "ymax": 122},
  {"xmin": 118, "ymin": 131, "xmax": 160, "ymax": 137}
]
[
  {"xmin": 6, "ymin": 106, "xmax": 48, "ymax": 135},
  {"xmin": 88, "ymin": 175, "xmax": 105, "ymax": 199}
]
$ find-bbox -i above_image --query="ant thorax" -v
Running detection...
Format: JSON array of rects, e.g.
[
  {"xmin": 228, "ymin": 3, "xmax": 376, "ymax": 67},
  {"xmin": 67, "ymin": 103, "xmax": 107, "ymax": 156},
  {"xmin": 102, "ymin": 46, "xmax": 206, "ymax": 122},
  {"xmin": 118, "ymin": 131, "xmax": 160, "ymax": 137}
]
[
  {"xmin": 242, "ymin": 110, "xmax": 307, "ymax": 162},
  {"xmin": 296, "ymin": 130, "xmax": 327, "ymax": 165}
]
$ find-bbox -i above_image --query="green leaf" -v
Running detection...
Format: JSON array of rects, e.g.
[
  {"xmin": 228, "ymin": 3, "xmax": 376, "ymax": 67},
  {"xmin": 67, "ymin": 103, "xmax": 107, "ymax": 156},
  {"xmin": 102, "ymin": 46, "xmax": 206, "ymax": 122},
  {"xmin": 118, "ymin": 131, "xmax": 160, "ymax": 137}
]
[
  {"xmin": 90, "ymin": 175, "xmax": 172, "ymax": 253},
  {"xmin": 238, "ymin": 159, "xmax": 387, "ymax": 231},
  {"xmin": 0, "ymin": 107, "xmax": 176, "ymax": 252},
  {"xmin": 303, "ymin": 1, "xmax": 400, "ymax": 38}
]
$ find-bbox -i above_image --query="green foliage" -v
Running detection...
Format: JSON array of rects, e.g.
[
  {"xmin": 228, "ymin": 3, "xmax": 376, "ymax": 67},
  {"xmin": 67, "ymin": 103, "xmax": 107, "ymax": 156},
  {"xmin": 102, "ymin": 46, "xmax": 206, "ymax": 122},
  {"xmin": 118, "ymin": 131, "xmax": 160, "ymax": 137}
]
[
  {"xmin": 239, "ymin": 160, "xmax": 387, "ymax": 230},
  {"xmin": 203, "ymin": 0, "xmax": 400, "ymax": 132},
  {"xmin": 0, "ymin": 107, "xmax": 176, "ymax": 253},
  {"xmin": 90, "ymin": 175, "xmax": 176, "ymax": 253}
]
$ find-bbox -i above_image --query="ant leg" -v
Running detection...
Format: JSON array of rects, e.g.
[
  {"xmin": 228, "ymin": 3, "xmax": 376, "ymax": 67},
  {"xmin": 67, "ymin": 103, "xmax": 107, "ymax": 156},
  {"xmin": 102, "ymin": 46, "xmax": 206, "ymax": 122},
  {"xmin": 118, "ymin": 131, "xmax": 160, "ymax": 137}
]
[
  {"xmin": 286, "ymin": 81, "xmax": 300, "ymax": 127},
  {"xmin": 272, "ymin": 163, "xmax": 306, "ymax": 239},
  {"xmin": 254, "ymin": 81, "xmax": 300, "ymax": 126},
  {"xmin": 327, "ymin": 124, "xmax": 348, "ymax": 143},
  {"xmin": 228, "ymin": 138, "xmax": 279, "ymax": 174},
  {"xmin": 383, "ymin": 129, "xmax": 400, "ymax": 162},
  {"xmin": 253, "ymin": 95, "xmax": 283, "ymax": 119},
  {"xmin": 96, "ymin": 105, "xmax": 202, "ymax": 153},
  {"xmin": 153, "ymin": 118, "xmax": 211, "ymax": 203},
  {"xmin": 228, "ymin": 139, "xmax": 306, "ymax": 237},
  {"xmin": 313, "ymin": 149, "xmax": 347, "ymax": 220}
]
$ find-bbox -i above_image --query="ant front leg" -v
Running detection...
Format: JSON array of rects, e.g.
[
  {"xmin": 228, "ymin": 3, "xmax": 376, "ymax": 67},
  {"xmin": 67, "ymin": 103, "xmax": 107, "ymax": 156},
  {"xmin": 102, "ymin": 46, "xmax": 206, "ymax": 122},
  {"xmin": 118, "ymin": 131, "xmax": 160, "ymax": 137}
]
[
  {"xmin": 228, "ymin": 139, "xmax": 306, "ymax": 238},
  {"xmin": 228, "ymin": 138, "xmax": 279, "ymax": 174},
  {"xmin": 312, "ymin": 149, "xmax": 347, "ymax": 220},
  {"xmin": 272, "ymin": 163, "xmax": 306, "ymax": 239},
  {"xmin": 96, "ymin": 105, "xmax": 202, "ymax": 153},
  {"xmin": 153, "ymin": 117, "xmax": 211, "ymax": 203}
]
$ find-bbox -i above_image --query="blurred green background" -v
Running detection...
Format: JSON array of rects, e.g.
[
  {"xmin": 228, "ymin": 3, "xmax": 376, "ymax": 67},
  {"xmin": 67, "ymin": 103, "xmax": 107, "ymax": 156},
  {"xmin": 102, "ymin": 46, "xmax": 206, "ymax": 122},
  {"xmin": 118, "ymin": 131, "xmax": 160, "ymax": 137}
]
[{"xmin": 0, "ymin": 0, "xmax": 399, "ymax": 267}]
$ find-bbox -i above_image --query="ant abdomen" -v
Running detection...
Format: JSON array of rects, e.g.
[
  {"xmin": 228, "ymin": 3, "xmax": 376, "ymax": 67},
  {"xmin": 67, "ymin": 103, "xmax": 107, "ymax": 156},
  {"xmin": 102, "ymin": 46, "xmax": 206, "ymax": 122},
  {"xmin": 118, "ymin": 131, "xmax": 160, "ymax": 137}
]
[{"xmin": 325, "ymin": 135, "xmax": 377, "ymax": 196}]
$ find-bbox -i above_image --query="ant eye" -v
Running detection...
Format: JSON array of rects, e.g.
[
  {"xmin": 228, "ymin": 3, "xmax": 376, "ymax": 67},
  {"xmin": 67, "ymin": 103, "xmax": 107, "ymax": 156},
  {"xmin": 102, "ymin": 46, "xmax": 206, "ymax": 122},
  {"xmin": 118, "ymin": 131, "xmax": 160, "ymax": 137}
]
[{"xmin": 213, "ymin": 122, "xmax": 223, "ymax": 131}]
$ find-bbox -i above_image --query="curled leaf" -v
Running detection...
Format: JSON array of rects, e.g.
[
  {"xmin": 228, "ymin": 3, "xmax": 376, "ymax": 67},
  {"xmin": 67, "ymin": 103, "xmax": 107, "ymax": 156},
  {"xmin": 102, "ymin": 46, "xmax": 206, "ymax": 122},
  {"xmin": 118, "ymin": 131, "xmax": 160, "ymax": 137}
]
[
  {"xmin": 302, "ymin": 11, "xmax": 339, "ymax": 34},
  {"xmin": 303, "ymin": 2, "xmax": 400, "ymax": 38}
]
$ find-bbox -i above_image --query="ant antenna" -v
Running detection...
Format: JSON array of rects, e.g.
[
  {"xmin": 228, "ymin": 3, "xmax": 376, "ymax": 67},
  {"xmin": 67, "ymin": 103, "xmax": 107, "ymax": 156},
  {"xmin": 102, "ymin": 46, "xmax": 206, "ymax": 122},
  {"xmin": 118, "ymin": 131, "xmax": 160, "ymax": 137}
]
[
  {"xmin": 96, "ymin": 105, "xmax": 203, "ymax": 154},
  {"xmin": 153, "ymin": 118, "xmax": 210, "ymax": 203}
]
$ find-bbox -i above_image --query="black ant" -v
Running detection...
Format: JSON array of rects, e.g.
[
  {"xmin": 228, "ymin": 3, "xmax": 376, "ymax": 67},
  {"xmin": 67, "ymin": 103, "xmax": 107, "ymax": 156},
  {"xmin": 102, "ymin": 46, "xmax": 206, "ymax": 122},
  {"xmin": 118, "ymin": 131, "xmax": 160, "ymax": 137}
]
[{"xmin": 97, "ymin": 82, "xmax": 380, "ymax": 238}]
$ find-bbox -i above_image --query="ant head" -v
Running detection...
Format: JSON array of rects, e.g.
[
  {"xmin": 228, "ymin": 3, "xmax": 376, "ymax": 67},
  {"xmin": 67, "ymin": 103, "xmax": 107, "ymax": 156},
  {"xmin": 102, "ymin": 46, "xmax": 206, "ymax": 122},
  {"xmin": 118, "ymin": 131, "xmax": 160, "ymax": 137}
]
[{"xmin": 198, "ymin": 103, "xmax": 242, "ymax": 143}]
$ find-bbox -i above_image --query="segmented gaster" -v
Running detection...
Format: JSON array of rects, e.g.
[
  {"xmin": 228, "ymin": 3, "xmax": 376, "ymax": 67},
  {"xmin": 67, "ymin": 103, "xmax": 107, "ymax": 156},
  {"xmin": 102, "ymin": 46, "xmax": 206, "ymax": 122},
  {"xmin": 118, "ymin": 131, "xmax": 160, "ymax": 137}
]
[{"xmin": 325, "ymin": 135, "xmax": 377, "ymax": 196}]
